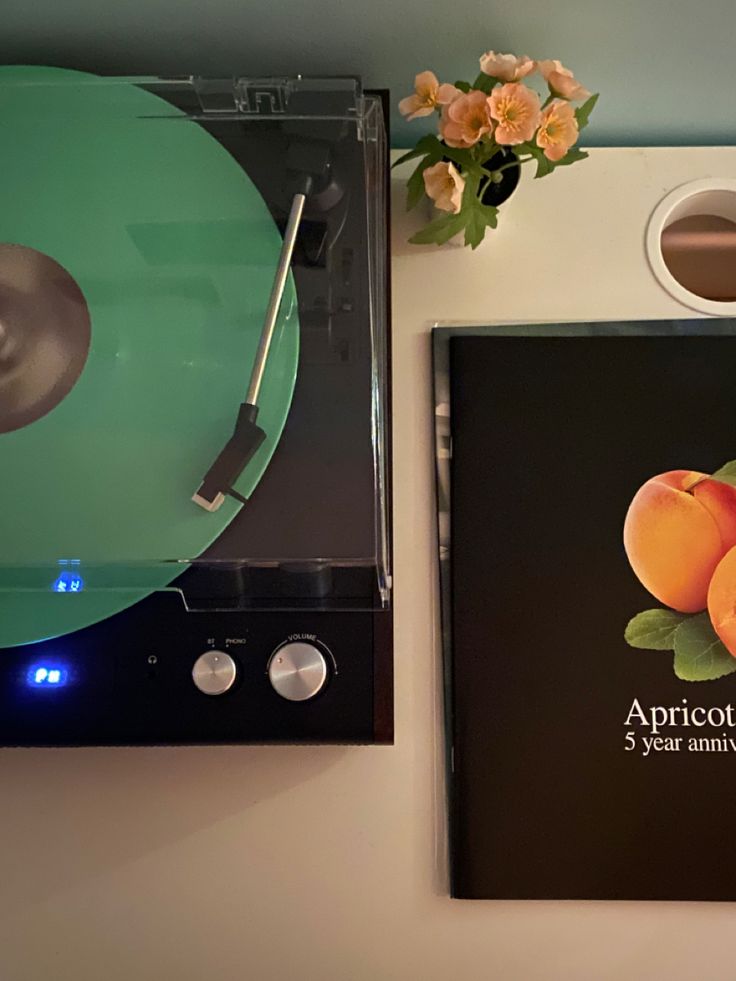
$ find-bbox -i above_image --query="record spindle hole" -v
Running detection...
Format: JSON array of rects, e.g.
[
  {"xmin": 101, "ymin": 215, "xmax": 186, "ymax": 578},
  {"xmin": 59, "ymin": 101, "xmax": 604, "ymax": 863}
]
[{"xmin": 0, "ymin": 243, "xmax": 91, "ymax": 434}]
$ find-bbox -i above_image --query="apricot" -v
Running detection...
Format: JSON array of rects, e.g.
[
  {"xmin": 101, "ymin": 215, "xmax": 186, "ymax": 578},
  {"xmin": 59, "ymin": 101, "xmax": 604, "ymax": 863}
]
[
  {"xmin": 623, "ymin": 470, "xmax": 736, "ymax": 613},
  {"xmin": 708, "ymin": 546, "xmax": 736, "ymax": 656}
]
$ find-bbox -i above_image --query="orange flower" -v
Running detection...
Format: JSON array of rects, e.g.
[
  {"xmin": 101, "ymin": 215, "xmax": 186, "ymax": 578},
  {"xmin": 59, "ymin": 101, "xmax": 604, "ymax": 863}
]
[
  {"xmin": 399, "ymin": 71, "xmax": 460, "ymax": 121},
  {"xmin": 423, "ymin": 161, "xmax": 465, "ymax": 213},
  {"xmin": 537, "ymin": 60, "xmax": 590, "ymax": 101},
  {"xmin": 488, "ymin": 83, "xmax": 541, "ymax": 145},
  {"xmin": 479, "ymin": 51, "xmax": 535, "ymax": 82},
  {"xmin": 536, "ymin": 99, "xmax": 579, "ymax": 161},
  {"xmin": 440, "ymin": 90, "xmax": 493, "ymax": 148}
]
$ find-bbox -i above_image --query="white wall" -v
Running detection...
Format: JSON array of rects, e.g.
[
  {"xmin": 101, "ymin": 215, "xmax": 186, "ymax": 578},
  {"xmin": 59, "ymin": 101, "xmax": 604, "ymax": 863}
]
[{"xmin": 3, "ymin": 0, "xmax": 736, "ymax": 149}]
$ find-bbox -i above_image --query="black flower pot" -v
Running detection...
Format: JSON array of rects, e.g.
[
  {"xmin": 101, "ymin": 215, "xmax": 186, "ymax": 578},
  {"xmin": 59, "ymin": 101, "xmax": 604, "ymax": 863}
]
[
  {"xmin": 479, "ymin": 147, "xmax": 521, "ymax": 207},
  {"xmin": 441, "ymin": 146, "xmax": 520, "ymax": 209}
]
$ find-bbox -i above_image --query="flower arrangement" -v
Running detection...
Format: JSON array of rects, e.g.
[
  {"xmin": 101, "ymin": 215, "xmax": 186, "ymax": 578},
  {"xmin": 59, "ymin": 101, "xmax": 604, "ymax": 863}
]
[{"xmin": 395, "ymin": 52, "xmax": 599, "ymax": 249}]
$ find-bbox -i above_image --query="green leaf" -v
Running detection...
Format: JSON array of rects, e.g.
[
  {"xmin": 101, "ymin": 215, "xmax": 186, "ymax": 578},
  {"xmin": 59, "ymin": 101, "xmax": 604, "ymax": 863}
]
[
  {"xmin": 409, "ymin": 211, "xmax": 467, "ymax": 247},
  {"xmin": 394, "ymin": 133, "xmax": 480, "ymax": 178},
  {"xmin": 464, "ymin": 202, "xmax": 498, "ymax": 249},
  {"xmin": 454, "ymin": 80, "xmax": 472, "ymax": 93},
  {"xmin": 575, "ymin": 93, "xmax": 599, "ymax": 132},
  {"xmin": 391, "ymin": 134, "xmax": 444, "ymax": 170},
  {"xmin": 392, "ymin": 147, "xmax": 423, "ymax": 170},
  {"xmin": 625, "ymin": 609, "xmax": 688, "ymax": 650},
  {"xmin": 523, "ymin": 143, "xmax": 554, "ymax": 179},
  {"xmin": 454, "ymin": 174, "xmax": 497, "ymax": 249},
  {"xmin": 673, "ymin": 613, "xmax": 736, "ymax": 681},
  {"xmin": 406, "ymin": 162, "xmax": 428, "ymax": 211},
  {"xmin": 516, "ymin": 141, "xmax": 588, "ymax": 179},
  {"xmin": 409, "ymin": 167, "xmax": 499, "ymax": 249},
  {"xmin": 464, "ymin": 210, "xmax": 485, "ymax": 249},
  {"xmin": 404, "ymin": 144, "xmax": 445, "ymax": 211},
  {"xmin": 461, "ymin": 168, "xmax": 481, "ymax": 198},
  {"xmin": 711, "ymin": 460, "xmax": 736, "ymax": 487},
  {"xmin": 483, "ymin": 203, "xmax": 498, "ymax": 228},
  {"xmin": 553, "ymin": 147, "xmax": 589, "ymax": 168},
  {"xmin": 438, "ymin": 144, "xmax": 479, "ymax": 174},
  {"xmin": 472, "ymin": 71, "xmax": 498, "ymax": 94}
]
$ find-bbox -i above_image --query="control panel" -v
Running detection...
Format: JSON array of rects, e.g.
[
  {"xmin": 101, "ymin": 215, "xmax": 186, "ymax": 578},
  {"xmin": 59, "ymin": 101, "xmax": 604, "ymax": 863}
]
[{"xmin": 0, "ymin": 591, "xmax": 384, "ymax": 745}]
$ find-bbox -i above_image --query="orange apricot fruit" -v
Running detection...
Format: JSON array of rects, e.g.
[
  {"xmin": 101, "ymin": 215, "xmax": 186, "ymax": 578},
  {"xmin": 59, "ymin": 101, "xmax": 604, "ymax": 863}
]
[
  {"xmin": 707, "ymin": 545, "xmax": 736, "ymax": 657},
  {"xmin": 623, "ymin": 470, "xmax": 736, "ymax": 613}
]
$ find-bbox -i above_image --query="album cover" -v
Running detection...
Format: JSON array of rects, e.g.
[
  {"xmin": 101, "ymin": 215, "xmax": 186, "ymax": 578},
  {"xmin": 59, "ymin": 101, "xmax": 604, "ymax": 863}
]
[{"xmin": 443, "ymin": 323, "xmax": 736, "ymax": 900}]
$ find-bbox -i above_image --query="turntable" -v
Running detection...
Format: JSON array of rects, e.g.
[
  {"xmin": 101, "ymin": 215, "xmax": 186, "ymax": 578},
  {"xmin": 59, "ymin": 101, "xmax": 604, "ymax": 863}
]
[{"xmin": 0, "ymin": 68, "xmax": 392, "ymax": 744}]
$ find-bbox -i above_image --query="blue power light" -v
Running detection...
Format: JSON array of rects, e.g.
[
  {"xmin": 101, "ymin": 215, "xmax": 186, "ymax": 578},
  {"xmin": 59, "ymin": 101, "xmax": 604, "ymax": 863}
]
[
  {"xmin": 27, "ymin": 665, "xmax": 69, "ymax": 688},
  {"xmin": 52, "ymin": 571, "xmax": 84, "ymax": 593}
]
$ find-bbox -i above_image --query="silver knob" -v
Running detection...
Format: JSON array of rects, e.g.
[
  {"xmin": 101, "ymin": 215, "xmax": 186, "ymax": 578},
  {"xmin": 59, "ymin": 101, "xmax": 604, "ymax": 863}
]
[
  {"xmin": 192, "ymin": 650, "xmax": 237, "ymax": 696},
  {"xmin": 268, "ymin": 642, "xmax": 328, "ymax": 702}
]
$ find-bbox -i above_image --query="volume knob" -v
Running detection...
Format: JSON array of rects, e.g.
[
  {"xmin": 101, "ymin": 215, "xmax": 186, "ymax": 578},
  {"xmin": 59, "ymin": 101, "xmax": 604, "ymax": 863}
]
[{"xmin": 268, "ymin": 642, "xmax": 328, "ymax": 702}]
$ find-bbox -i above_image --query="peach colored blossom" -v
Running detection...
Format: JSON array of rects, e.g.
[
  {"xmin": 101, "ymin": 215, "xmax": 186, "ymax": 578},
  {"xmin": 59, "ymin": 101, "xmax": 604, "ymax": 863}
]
[
  {"xmin": 479, "ymin": 51, "xmax": 535, "ymax": 82},
  {"xmin": 487, "ymin": 82, "xmax": 541, "ymax": 145},
  {"xmin": 537, "ymin": 59, "xmax": 590, "ymax": 101},
  {"xmin": 440, "ymin": 89, "xmax": 493, "ymax": 148},
  {"xmin": 423, "ymin": 160, "xmax": 465, "ymax": 213},
  {"xmin": 398, "ymin": 71, "xmax": 460, "ymax": 121},
  {"xmin": 536, "ymin": 99, "xmax": 579, "ymax": 161}
]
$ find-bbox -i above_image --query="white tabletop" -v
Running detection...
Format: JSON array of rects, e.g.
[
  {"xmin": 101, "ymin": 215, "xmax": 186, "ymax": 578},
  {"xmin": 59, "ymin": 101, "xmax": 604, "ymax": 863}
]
[{"xmin": 1, "ymin": 147, "xmax": 736, "ymax": 981}]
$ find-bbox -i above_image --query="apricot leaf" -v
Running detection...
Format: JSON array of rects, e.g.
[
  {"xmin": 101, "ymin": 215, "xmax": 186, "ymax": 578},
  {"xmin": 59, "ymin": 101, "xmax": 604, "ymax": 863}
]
[
  {"xmin": 711, "ymin": 460, "xmax": 736, "ymax": 487},
  {"xmin": 673, "ymin": 613, "xmax": 736, "ymax": 681},
  {"xmin": 625, "ymin": 609, "xmax": 688, "ymax": 650}
]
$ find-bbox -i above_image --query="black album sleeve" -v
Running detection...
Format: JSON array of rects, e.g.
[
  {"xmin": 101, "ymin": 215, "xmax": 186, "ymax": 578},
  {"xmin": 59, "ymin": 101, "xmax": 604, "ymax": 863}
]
[{"xmin": 447, "ymin": 327, "xmax": 736, "ymax": 901}]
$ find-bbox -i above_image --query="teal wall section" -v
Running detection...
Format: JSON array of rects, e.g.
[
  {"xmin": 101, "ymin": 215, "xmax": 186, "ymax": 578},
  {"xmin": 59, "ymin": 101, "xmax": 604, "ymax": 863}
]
[{"xmin": 3, "ymin": 0, "xmax": 735, "ymax": 147}]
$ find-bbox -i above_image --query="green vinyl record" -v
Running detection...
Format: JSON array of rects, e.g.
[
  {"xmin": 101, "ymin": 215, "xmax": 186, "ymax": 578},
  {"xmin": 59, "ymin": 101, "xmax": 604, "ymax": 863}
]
[{"xmin": 0, "ymin": 67, "xmax": 299, "ymax": 647}]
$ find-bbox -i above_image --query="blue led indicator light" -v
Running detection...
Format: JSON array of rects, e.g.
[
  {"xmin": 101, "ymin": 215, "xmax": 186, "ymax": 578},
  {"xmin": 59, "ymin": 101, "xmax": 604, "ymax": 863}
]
[
  {"xmin": 52, "ymin": 572, "xmax": 84, "ymax": 593},
  {"xmin": 27, "ymin": 665, "xmax": 69, "ymax": 688}
]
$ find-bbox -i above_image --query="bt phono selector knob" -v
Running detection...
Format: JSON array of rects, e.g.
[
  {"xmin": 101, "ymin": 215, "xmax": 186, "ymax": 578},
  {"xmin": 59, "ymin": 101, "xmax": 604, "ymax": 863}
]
[
  {"xmin": 268, "ymin": 642, "xmax": 328, "ymax": 702},
  {"xmin": 192, "ymin": 650, "xmax": 237, "ymax": 696}
]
